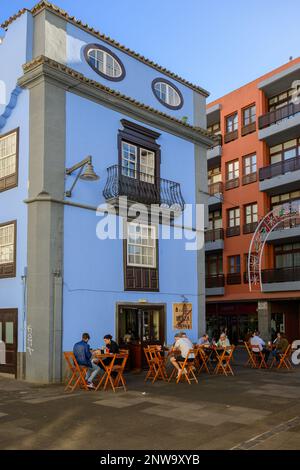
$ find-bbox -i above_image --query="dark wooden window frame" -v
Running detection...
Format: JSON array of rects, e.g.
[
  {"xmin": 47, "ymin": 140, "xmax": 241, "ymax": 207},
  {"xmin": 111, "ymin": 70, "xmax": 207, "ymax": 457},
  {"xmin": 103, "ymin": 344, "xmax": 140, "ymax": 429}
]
[
  {"xmin": 0, "ymin": 128, "xmax": 19, "ymax": 194},
  {"xmin": 123, "ymin": 230, "xmax": 159, "ymax": 291},
  {"xmin": 269, "ymin": 137, "xmax": 300, "ymax": 165},
  {"xmin": 0, "ymin": 220, "xmax": 17, "ymax": 279},
  {"xmin": 243, "ymin": 203, "xmax": 258, "ymax": 234},
  {"xmin": 227, "ymin": 255, "xmax": 241, "ymax": 284},
  {"xmin": 242, "ymin": 153, "xmax": 257, "ymax": 185},
  {"xmin": 225, "ymin": 159, "xmax": 239, "ymax": 190},
  {"xmin": 241, "ymin": 104, "xmax": 256, "ymax": 136},
  {"xmin": 226, "ymin": 207, "xmax": 240, "ymax": 237},
  {"xmin": 268, "ymin": 88, "xmax": 294, "ymax": 112},
  {"xmin": 274, "ymin": 242, "xmax": 300, "ymax": 269},
  {"xmin": 224, "ymin": 112, "xmax": 238, "ymax": 143}
]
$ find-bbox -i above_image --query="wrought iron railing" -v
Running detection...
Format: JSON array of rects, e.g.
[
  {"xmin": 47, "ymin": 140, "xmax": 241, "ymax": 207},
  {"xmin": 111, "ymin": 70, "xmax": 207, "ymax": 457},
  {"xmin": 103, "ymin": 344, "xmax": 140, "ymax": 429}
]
[
  {"xmin": 258, "ymin": 102, "xmax": 300, "ymax": 129},
  {"xmin": 259, "ymin": 156, "xmax": 300, "ymax": 181},
  {"xmin": 103, "ymin": 165, "xmax": 185, "ymax": 210}
]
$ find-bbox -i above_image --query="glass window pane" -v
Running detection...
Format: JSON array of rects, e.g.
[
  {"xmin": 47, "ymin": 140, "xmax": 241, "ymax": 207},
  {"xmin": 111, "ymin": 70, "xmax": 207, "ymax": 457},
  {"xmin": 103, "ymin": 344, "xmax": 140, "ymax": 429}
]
[{"xmin": 5, "ymin": 322, "xmax": 14, "ymax": 344}]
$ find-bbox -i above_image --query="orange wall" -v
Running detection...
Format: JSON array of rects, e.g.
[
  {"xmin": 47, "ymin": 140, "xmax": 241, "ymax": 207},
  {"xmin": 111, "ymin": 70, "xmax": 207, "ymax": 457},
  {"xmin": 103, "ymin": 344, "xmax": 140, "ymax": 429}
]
[{"xmin": 207, "ymin": 57, "xmax": 300, "ymax": 303}]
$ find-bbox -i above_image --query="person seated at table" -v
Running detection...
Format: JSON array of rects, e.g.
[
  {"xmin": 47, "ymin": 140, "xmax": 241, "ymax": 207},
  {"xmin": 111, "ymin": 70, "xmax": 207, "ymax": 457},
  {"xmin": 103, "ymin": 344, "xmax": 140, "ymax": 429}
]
[
  {"xmin": 216, "ymin": 333, "xmax": 231, "ymax": 353},
  {"xmin": 73, "ymin": 333, "xmax": 100, "ymax": 390},
  {"xmin": 170, "ymin": 333, "xmax": 194, "ymax": 377},
  {"xmin": 198, "ymin": 333, "xmax": 210, "ymax": 346},
  {"xmin": 98, "ymin": 334, "xmax": 121, "ymax": 375},
  {"xmin": 244, "ymin": 329, "xmax": 253, "ymax": 344},
  {"xmin": 271, "ymin": 333, "xmax": 289, "ymax": 364},
  {"xmin": 250, "ymin": 331, "xmax": 270, "ymax": 361}
]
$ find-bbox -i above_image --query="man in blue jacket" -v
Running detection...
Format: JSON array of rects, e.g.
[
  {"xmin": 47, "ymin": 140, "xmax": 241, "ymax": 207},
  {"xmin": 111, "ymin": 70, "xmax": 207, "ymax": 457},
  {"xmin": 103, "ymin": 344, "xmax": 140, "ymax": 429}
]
[{"xmin": 73, "ymin": 333, "xmax": 100, "ymax": 389}]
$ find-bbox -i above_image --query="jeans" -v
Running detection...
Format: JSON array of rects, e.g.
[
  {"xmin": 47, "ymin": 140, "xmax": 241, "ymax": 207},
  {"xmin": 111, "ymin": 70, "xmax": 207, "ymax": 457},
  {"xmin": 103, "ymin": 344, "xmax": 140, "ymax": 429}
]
[
  {"xmin": 85, "ymin": 360, "xmax": 100, "ymax": 383},
  {"xmin": 272, "ymin": 350, "xmax": 280, "ymax": 363}
]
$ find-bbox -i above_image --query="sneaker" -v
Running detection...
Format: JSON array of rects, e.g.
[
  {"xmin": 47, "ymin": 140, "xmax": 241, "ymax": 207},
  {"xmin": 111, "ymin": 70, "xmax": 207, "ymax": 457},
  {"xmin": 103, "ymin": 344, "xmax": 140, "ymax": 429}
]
[{"xmin": 87, "ymin": 382, "xmax": 95, "ymax": 390}]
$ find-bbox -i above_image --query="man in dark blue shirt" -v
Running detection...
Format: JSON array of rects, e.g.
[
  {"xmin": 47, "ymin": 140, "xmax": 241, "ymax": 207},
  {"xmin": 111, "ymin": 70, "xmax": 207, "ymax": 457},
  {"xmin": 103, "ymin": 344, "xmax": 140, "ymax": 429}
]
[{"xmin": 73, "ymin": 333, "xmax": 100, "ymax": 389}]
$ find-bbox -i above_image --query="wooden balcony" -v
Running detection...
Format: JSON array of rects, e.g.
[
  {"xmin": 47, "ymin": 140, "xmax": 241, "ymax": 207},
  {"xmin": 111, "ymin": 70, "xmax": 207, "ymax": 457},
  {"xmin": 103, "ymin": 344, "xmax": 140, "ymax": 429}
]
[
  {"xmin": 243, "ymin": 222, "xmax": 258, "ymax": 234},
  {"xmin": 224, "ymin": 130, "xmax": 238, "ymax": 143},
  {"xmin": 205, "ymin": 228, "xmax": 224, "ymax": 243},
  {"xmin": 208, "ymin": 181, "xmax": 223, "ymax": 196},
  {"xmin": 206, "ymin": 274, "xmax": 225, "ymax": 288},
  {"xmin": 241, "ymin": 122, "xmax": 256, "ymax": 136},
  {"xmin": 103, "ymin": 165, "xmax": 185, "ymax": 210},
  {"xmin": 226, "ymin": 226, "xmax": 240, "ymax": 237},
  {"xmin": 225, "ymin": 177, "xmax": 239, "ymax": 190},
  {"xmin": 242, "ymin": 172, "xmax": 257, "ymax": 185}
]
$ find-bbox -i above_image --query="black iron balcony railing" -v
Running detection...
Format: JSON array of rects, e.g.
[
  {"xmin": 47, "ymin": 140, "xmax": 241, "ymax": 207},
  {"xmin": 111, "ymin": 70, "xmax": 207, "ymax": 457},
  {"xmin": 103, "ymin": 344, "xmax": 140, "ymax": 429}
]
[
  {"xmin": 273, "ymin": 216, "xmax": 300, "ymax": 231},
  {"xmin": 103, "ymin": 165, "xmax": 185, "ymax": 210},
  {"xmin": 258, "ymin": 102, "xmax": 300, "ymax": 129},
  {"xmin": 243, "ymin": 221, "xmax": 258, "ymax": 234},
  {"xmin": 261, "ymin": 266, "xmax": 300, "ymax": 284},
  {"xmin": 226, "ymin": 226, "xmax": 240, "ymax": 237},
  {"xmin": 259, "ymin": 156, "xmax": 300, "ymax": 181},
  {"xmin": 205, "ymin": 228, "xmax": 224, "ymax": 243},
  {"xmin": 206, "ymin": 274, "xmax": 225, "ymax": 288}
]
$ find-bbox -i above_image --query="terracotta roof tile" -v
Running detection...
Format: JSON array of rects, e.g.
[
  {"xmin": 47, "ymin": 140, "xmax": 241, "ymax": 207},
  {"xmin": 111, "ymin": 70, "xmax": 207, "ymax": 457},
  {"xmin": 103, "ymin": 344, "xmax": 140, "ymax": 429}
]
[{"xmin": 1, "ymin": 0, "xmax": 209, "ymax": 97}]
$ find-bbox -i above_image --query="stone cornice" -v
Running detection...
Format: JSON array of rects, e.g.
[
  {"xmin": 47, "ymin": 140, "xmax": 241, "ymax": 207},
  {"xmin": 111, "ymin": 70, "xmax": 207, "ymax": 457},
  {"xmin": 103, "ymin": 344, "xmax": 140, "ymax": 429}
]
[
  {"xmin": 18, "ymin": 55, "xmax": 216, "ymax": 147},
  {"xmin": 2, "ymin": 0, "xmax": 209, "ymax": 98}
]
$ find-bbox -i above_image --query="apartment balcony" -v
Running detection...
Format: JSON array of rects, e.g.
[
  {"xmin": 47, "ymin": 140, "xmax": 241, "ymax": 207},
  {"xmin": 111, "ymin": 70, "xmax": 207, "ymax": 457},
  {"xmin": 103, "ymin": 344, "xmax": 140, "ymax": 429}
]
[
  {"xmin": 241, "ymin": 122, "xmax": 256, "ymax": 137},
  {"xmin": 205, "ymin": 228, "xmax": 224, "ymax": 251},
  {"xmin": 208, "ymin": 182, "xmax": 223, "ymax": 210},
  {"xmin": 258, "ymin": 102, "xmax": 300, "ymax": 146},
  {"xmin": 242, "ymin": 172, "xmax": 257, "ymax": 185},
  {"xmin": 266, "ymin": 217, "xmax": 300, "ymax": 243},
  {"xmin": 207, "ymin": 136, "xmax": 222, "ymax": 169},
  {"xmin": 224, "ymin": 130, "xmax": 238, "ymax": 144},
  {"xmin": 261, "ymin": 266, "xmax": 300, "ymax": 292},
  {"xmin": 103, "ymin": 165, "xmax": 185, "ymax": 212},
  {"xmin": 259, "ymin": 156, "xmax": 300, "ymax": 194},
  {"xmin": 258, "ymin": 61, "xmax": 300, "ymax": 145},
  {"xmin": 225, "ymin": 177, "xmax": 239, "ymax": 191},
  {"xmin": 206, "ymin": 274, "xmax": 225, "ymax": 296}
]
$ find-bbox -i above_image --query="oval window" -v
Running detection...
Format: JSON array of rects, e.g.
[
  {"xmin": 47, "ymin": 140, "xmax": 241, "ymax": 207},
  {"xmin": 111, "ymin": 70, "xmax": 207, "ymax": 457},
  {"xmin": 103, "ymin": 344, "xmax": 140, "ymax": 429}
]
[
  {"xmin": 84, "ymin": 44, "xmax": 125, "ymax": 81},
  {"xmin": 152, "ymin": 78, "xmax": 183, "ymax": 109}
]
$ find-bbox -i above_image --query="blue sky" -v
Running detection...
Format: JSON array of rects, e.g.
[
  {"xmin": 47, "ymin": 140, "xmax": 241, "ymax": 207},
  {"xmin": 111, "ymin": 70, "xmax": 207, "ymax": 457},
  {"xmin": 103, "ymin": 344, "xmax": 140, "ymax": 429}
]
[{"xmin": 1, "ymin": 0, "xmax": 300, "ymax": 101}]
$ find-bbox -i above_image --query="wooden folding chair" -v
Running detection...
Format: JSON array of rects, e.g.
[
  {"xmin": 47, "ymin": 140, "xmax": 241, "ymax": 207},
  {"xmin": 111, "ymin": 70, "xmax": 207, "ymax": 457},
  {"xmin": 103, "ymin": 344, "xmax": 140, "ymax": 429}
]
[
  {"xmin": 244, "ymin": 342, "xmax": 257, "ymax": 368},
  {"xmin": 250, "ymin": 344, "xmax": 268, "ymax": 369},
  {"xmin": 95, "ymin": 354, "xmax": 116, "ymax": 391},
  {"xmin": 270, "ymin": 344, "xmax": 292, "ymax": 370},
  {"xmin": 149, "ymin": 346, "xmax": 168, "ymax": 383},
  {"xmin": 196, "ymin": 346, "xmax": 211, "ymax": 375},
  {"xmin": 214, "ymin": 346, "xmax": 235, "ymax": 376},
  {"xmin": 112, "ymin": 352, "xmax": 129, "ymax": 391},
  {"xmin": 64, "ymin": 351, "xmax": 89, "ymax": 392},
  {"xmin": 176, "ymin": 349, "xmax": 198, "ymax": 384},
  {"xmin": 144, "ymin": 347, "xmax": 157, "ymax": 382}
]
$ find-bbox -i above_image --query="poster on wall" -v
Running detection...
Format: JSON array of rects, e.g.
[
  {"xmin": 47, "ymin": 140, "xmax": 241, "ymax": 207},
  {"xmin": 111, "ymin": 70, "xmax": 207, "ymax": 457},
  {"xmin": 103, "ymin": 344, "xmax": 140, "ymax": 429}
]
[{"xmin": 172, "ymin": 303, "xmax": 193, "ymax": 330}]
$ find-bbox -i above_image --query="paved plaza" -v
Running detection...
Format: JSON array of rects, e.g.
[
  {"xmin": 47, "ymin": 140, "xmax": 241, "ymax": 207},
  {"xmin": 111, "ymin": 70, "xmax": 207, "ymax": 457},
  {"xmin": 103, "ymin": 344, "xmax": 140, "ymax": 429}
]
[{"xmin": 0, "ymin": 353, "xmax": 300, "ymax": 450}]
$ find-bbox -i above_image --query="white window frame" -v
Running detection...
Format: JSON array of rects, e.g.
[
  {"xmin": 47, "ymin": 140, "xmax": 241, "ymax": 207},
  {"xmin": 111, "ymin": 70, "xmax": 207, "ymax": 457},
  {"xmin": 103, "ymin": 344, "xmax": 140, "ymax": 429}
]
[
  {"xmin": 154, "ymin": 82, "xmax": 181, "ymax": 107},
  {"xmin": 0, "ymin": 223, "xmax": 14, "ymax": 265},
  {"xmin": 88, "ymin": 49, "xmax": 122, "ymax": 78},
  {"xmin": 0, "ymin": 131, "xmax": 17, "ymax": 180},
  {"xmin": 127, "ymin": 222, "xmax": 157, "ymax": 268},
  {"xmin": 121, "ymin": 142, "xmax": 137, "ymax": 179}
]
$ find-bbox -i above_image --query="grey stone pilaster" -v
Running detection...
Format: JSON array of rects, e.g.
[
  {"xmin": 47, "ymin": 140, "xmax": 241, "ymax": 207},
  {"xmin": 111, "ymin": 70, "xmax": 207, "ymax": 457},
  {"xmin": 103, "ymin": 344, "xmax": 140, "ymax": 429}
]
[
  {"xmin": 258, "ymin": 300, "xmax": 272, "ymax": 341},
  {"xmin": 33, "ymin": 9, "xmax": 67, "ymax": 64}
]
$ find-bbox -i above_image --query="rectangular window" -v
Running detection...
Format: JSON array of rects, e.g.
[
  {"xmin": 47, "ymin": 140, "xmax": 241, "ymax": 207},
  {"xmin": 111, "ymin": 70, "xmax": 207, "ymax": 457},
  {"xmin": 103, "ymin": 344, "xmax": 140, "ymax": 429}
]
[
  {"xmin": 275, "ymin": 243, "xmax": 300, "ymax": 269},
  {"xmin": 245, "ymin": 203, "xmax": 258, "ymax": 224},
  {"xmin": 121, "ymin": 142, "xmax": 156, "ymax": 183},
  {"xmin": 228, "ymin": 208, "xmax": 240, "ymax": 227},
  {"xmin": 243, "ymin": 154, "xmax": 256, "ymax": 175},
  {"xmin": 228, "ymin": 255, "xmax": 241, "ymax": 274},
  {"xmin": 206, "ymin": 253, "xmax": 223, "ymax": 275},
  {"xmin": 243, "ymin": 105, "xmax": 256, "ymax": 126},
  {"xmin": 208, "ymin": 166, "xmax": 222, "ymax": 185},
  {"xmin": 268, "ymin": 89, "xmax": 294, "ymax": 112},
  {"xmin": 127, "ymin": 223, "xmax": 156, "ymax": 268},
  {"xmin": 0, "ymin": 129, "xmax": 18, "ymax": 193},
  {"xmin": 226, "ymin": 160, "xmax": 239, "ymax": 181},
  {"xmin": 269, "ymin": 138, "xmax": 300, "ymax": 165},
  {"xmin": 0, "ymin": 221, "xmax": 16, "ymax": 278},
  {"xmin": 226, "ymin": 113, "xmax": 238, "ymax": 133},
  {"xmin": 207, "ymin": 123, "xmax": 221, "ymax": 135},
  {"xmin": 209, "ymin": 210, "xmax": 222, "ymax": 230}
]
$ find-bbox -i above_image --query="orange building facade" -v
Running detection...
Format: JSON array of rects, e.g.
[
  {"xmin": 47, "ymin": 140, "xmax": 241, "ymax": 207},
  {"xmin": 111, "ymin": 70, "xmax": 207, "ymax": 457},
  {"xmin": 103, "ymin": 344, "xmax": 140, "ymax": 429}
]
[{"xmin": 205, "ymin": 58, "xmax": 300, "ymax": 344}]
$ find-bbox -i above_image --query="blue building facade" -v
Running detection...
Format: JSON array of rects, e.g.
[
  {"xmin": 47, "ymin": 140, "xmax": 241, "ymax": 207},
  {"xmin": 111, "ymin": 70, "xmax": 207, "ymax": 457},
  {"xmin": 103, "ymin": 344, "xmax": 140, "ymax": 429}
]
[{"xmin": 0, "ymin": 1, "xmax": 213, "ymax": 382}]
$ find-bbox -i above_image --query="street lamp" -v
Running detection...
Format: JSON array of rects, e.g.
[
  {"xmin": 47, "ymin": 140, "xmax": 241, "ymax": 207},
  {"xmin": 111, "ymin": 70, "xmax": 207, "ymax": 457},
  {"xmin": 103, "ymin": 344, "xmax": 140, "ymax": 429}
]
[{"xmin": 65, "ymin": 156, "xmax": 99, "ymax": 197}]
